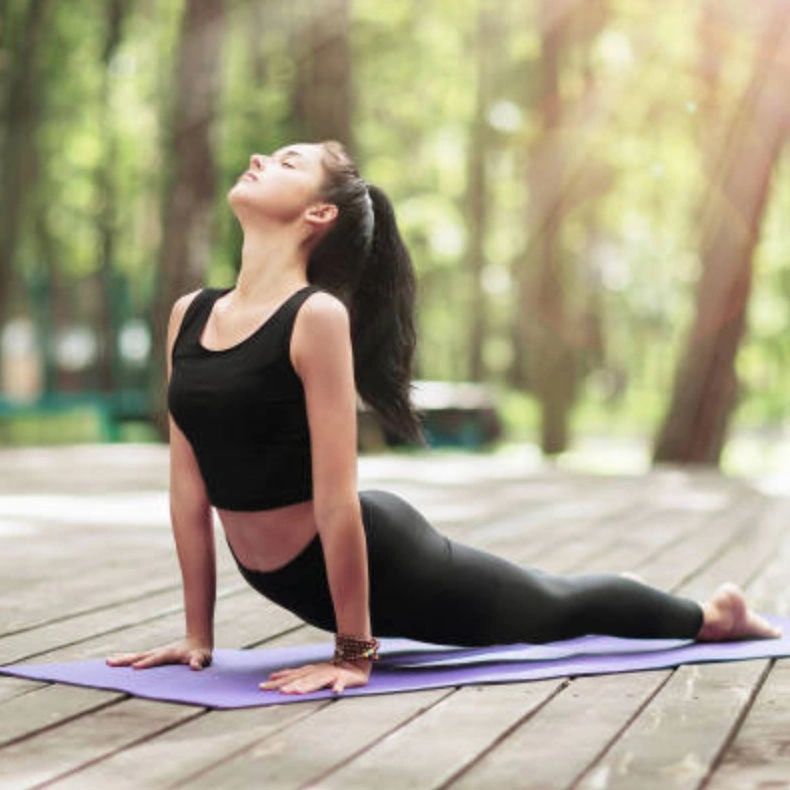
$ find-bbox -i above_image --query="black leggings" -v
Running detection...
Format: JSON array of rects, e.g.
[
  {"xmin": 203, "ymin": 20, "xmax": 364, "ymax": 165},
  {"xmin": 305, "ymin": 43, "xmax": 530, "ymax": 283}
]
[{"xmin": 224, "ymin": 489, "xmax": 704, "ymax": 647}]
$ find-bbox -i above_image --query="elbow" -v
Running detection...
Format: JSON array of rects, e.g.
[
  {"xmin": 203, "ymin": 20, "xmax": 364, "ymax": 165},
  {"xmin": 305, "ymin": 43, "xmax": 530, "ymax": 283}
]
[
  {"xmin": 170, "ymin": 472, "xmax": 211, "ymax": 512},
  {"xmin": 314, "ymin": 498, "xmax": 363, "ymax": 535},
  {"xmin": 170, "ymin": 489, "xmax": 212, "ymax": 528}
]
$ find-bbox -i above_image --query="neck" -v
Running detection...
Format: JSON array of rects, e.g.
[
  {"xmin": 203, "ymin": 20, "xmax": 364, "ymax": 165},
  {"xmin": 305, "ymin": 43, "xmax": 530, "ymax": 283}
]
[{"xmin": 235, "ymin": 224, "xmax": 309, "ymax": 303}]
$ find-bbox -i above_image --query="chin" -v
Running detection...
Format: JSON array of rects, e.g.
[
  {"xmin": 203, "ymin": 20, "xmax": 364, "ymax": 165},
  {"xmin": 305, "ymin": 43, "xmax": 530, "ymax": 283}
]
[{"xmin": 227, "ymin": 184, "xmax": 250, "ymax": 209}]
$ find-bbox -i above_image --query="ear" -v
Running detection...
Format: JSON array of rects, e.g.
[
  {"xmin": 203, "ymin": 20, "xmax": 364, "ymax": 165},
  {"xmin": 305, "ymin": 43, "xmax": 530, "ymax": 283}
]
[{"xmin": 304, "ymin": 201, "xmax": 338, "ymax": 232}]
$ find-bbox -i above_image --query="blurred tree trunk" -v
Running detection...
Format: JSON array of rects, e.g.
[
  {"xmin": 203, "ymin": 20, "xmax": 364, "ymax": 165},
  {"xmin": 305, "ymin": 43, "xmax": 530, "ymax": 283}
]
[
  {"xmin": 653, "ymin": 2, "xmax": 790, "ymax": 465},
  {"xmin": 95, "ymin": 0, "xmax": 130, "ymax": 394},
  {"xmin": 463, "ymin": 6, "xmax": 498, "ymax": 381},
  {"xmin": 0, "ymin": 0, "xmax": 52, "ymax": 375},
  {"xmin": 149, "ymin": 0, "xmax": 226, "ymax": 437},
  {"xmin": 519, "ymin": 2, "xmax": 573, "ymax": 455},
  {"xmin": 31, "ymin": 205, "xmax": 60, "ymax": 394},
  {"xmin": 517, "ymin": 0, "xmax": 608, "ymax": 455},
  {"xmin": 695, "ymin": 0, "xmax": 730, "ymax": 183},
  {"xmin": 569, "ymin": 1, "xmax": 610, "ymax": 394},
  {"xmin": 245, "ymin": 0, "xmax": 273, "ymax": 85},
  {"xmin": 289, "ymin": 0, "xmax": 353, "ymax": 154}
]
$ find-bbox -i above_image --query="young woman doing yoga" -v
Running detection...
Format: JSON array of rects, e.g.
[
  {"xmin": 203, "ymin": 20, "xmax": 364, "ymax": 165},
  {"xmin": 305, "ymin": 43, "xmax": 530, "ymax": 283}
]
[{"xmin": 106, "ymin": 140, "xmax": 782, "ymax": 696}]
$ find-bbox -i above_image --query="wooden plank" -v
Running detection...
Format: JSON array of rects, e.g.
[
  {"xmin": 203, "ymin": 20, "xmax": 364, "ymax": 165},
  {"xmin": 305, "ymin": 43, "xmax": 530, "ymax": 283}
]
[
  {"xmin": 0, "ymin": 509, "xmax": 326, "ymax": 733},
  {"xmin": 1, "ymin": 473, "xmax": 644, "ymax": 669},
  {"xmin": 306, "ymin": 486, "xmax": 768, "ymax": 788},
  {"xmin": 702, "ymin": 519, "xmax": 790, "ymax": 789},
  {"xmin": 56, "ymin": 684, "xmax": 456, "ymax": 789},
  {"xmin": 570, "ymin": 497, "xmax": 790, "ymax": 790},
  {"xmin": 5, "ymin": 477, "xmax": 649, "ymax": 786},
  {"xmin": 0, "ymin": 685, "xmax": 125, "ymax": 749},
  {"xmin": 0, "ymin": 552, "xmax": 222, "ymax": 635},
  {"xmin": 0, "ymin": 593, "xmax": 303, "ymax": 747},
  {"xmin": 177, "ymin": 682, "xmax": 558, "ymax": 790},
  {"xmin": 155, "ymin": 479, "xmax": 750, "ymax": 789},
  {"xmin": 0, "ymin": 478, "xmax": 626, "ymax": 667},
  {"xmin": 0, "ymin": 466, "xmax": 772, "ymax": 790},
  {"xmin": 0, "ymin": 699, "xmax": 201, "ymax": 786},
  {"xmin": 0, "ymin": 629, "xmax": 333, "ymax": 784},
  {"xmin": 512, "ymin": 481, "xmax": 758, "ymax": 579},
  {"xmin": 0, "ymin": 472, "xmax": 584, "ymax": 634},
  {"xmin": 74, "ymin": 479, "xmax": 754, "ymax": 787},
  {"xmin": 0, "ymin": 677, "xmax": 41, "ymax": 704},
  {"xmin": 0, "ymin": 628, "xmax": 340, "ymax": 787},
  {"xmin": 705, "ymin": 664, "xmax": 790, "ymax": 789},
  {"xmin": 0, "ymin": 580, "xmax": 255, "ymax": 665},
  {"xmin": 0, "ymin": 511, "xmax": 248, "ymax": 633},
  {"xmin": 490, "ymin": 469, "xmax": 751, "ymax": 576},
  {"xmin": 0, "ymin": 465, "xmax": 636, "ymax": 638}
]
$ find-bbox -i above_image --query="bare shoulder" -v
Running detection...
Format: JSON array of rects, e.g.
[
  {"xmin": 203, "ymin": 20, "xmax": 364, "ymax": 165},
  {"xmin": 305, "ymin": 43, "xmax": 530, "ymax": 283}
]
[
  {"xmin": 291, "ymin": 290, "xmax": 351, "ymax": 374},
  {"xmin": 171, "ymin": 288, "xmax": 203, "ymax": 322},
  {"xmin": 297, "ymin": 289, "xmax": 349, "ymax": 330},
  {"xmin": 166, "ymin": 289, "xmax": 204, "ymax": 374},
  {"xmin": 168, "ymin": 288, "xmax": 203, "ymax": 338}
]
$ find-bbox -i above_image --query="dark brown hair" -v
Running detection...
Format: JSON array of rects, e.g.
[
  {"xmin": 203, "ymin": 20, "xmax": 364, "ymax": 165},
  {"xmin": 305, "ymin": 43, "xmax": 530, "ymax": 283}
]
[{"xmin": 307, "ymin": 140, "xmax": 427, "ymax": 446}]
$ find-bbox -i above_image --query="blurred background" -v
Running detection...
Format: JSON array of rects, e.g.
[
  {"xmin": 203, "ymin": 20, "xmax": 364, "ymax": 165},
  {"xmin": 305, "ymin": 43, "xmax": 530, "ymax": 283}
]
[{"xmin": 0, "ymin": 0, "xmax": 788, "ymax": 483}]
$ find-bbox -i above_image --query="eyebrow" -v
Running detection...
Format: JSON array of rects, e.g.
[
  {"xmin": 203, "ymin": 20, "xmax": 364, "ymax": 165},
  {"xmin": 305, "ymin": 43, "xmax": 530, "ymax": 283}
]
[{"xmin": 273, "ymin": 148, "xmax": 304, "ymax": 160}]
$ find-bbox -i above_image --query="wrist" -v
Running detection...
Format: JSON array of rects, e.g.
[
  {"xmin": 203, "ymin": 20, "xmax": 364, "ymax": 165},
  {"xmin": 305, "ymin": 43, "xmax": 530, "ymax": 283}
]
[
  {"xmin": 333, "ymin": 632, "xmax": 380, "ymax": 665},
  {"xmin": 186, "ymin": 633, "xmax": 213, "ymax": 650},
  {"xmin": 337, "ymin": 656, "xmax": 373, "ymax": 674}
]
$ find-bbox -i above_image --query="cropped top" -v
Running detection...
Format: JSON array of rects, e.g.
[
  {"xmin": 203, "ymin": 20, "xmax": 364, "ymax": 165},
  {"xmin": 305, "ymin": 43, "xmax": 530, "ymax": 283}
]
[{"xmin": 167, "ymin": 284, "xmax": 322, "ymax": 511}]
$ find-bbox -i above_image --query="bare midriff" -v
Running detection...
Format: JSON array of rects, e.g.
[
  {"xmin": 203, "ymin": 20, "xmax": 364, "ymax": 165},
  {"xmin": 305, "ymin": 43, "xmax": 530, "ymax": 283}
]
[{"xmin": 217, "ymin": 499, "xmax": 318, "ymax": 573}]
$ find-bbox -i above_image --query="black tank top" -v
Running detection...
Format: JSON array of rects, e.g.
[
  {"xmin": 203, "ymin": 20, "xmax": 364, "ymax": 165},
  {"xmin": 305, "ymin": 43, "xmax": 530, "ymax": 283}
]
[{"xmin": 167, "ymin": 284, "xmax": 322, "ymax": 511}]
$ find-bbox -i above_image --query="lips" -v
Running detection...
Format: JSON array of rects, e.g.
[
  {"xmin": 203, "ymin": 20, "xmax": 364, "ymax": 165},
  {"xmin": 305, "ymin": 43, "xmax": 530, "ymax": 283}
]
[{"xmin": 242, "ymin": 171, "xmax": 258, "ymax": 181}]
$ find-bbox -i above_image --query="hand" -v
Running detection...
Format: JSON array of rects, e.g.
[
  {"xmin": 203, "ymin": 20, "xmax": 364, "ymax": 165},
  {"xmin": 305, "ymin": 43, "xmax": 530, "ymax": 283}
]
[
  {"xmin": 105, "ymin": 637, "xmax": 213, "ymax": 671},
  {"xmin": 259, "ymin": 658, "xmax": 371, "ymax": 695}
]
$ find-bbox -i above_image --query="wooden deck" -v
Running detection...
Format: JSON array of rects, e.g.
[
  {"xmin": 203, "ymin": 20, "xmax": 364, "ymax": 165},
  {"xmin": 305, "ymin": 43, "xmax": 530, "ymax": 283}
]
[{"xmin": 0, "ymin": 443, "xmax": 788, "ymax": 789}]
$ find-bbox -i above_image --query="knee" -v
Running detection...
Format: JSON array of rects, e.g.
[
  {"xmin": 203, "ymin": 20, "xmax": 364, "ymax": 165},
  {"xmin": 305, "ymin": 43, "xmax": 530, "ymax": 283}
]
[
  {"xmin": 537, "ymin": 575, "xmax": 601, "ymax": 639},
  {"xmin": 497, "ymin": 576, "xmax": 580, "ymax": 643}
]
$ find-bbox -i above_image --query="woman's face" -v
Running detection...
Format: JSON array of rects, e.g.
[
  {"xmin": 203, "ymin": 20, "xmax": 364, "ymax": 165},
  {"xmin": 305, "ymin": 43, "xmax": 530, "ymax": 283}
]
[{"xmin": 227, "ymin": 142, "xmax": 329, "ymax": 226}]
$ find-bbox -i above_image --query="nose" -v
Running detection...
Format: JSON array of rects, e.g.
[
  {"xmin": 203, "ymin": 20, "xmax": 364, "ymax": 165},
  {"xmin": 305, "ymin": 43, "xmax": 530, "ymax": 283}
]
[{"xmin": 249, "ymin": 153, "xmax": 267, "ymax": 170}]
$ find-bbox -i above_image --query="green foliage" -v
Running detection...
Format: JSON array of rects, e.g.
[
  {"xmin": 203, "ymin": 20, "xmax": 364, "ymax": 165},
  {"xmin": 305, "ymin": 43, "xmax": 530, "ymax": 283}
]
[{"xmin": 4, "ymin": 0, "xmax": 789, "ymax": 463}]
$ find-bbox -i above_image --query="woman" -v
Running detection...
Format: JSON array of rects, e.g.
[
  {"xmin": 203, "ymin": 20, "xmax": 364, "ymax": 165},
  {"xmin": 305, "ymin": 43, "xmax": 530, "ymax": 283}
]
[{"xmin": 106, "ymin": 140, "xmax": 782, "ymax": 697}]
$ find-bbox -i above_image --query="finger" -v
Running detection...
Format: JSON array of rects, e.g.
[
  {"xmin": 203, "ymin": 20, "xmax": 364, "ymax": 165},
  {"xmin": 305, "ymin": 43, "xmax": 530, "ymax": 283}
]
[
  {"xmin": 260, "ymin": 663, "xmax": 330, "ymax": 691},
  {"xmin": 269, "ymin": 664, "xmax": 314, "ymax": 679},
  {"xmin": 107, "ymin": 652, "xmax": 143, "ymax": 663},
  {"xmin": 106, "ymin": 652, "xmax": 149, "ymax": 665},
  {"xmin": 261, "ymin": 671, "xmax": 317, "ymax": 692},
  {"xmin": 131, "ymin": 654, "xmax": 165, "ymax": 669},
  {"xmin": 331, "ymin": 670, "xmax": 346, "ymax": 694},
  {"xmin": 260, "ymin": 676, "xmax": 297, "ymax": 690},
  {"xmin": 280, "ymin": 682, "xmax": 307, "ymax": 694},
  {"xmin": 266, "ymin": 667, "xmax": 312, "ymax": 683},
  {"xmin": 189, "ymin": 656, "xmax": 205, "ymax": 670},
  {"xmin": 282, "ymin": 669, "xmax": 336, "ymax": 695}
]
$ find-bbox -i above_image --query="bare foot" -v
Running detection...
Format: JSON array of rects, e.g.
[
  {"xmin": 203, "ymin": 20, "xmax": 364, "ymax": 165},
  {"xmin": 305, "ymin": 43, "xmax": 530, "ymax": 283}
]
[{"xmin": 696, "ymin": 582, "xmax": 783, "ymax": 641}]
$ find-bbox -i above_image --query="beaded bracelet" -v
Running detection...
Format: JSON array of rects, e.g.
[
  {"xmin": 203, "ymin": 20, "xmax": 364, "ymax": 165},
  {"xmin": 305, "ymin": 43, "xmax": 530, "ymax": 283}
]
[
  {"xmin": 334, "ymin": 633, "xmax": 380, "ymax": 662},
  {"xmin": 333, "ymin": 632, "xmax": 381, "ymax": 665}
]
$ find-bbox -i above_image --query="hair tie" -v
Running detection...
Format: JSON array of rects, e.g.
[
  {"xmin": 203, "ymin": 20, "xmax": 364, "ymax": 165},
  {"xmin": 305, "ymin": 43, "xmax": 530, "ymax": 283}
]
[{"xmin": 360, "ymin": 182, "xmax": 375, "ymax": 249}]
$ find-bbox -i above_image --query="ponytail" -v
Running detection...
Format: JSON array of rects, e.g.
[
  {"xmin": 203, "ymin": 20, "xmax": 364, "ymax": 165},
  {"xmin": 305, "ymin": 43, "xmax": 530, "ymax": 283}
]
[
  {"xmin": 350, "ymin": 183, "xmax": 426, "ymax": 446},
  {"xmin": 309, "ymin": 142, "xmax": 428, "ymax": 447}
]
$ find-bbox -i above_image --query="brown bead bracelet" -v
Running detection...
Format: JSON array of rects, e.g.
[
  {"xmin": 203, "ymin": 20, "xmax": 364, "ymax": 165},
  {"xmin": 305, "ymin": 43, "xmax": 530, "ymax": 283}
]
[{"xmin": 333, "ymin": 632, "xmax": 381, "ymax": 665}]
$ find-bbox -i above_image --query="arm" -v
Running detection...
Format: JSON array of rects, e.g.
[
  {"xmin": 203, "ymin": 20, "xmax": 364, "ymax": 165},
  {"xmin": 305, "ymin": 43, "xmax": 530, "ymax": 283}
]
[
  {"xmin": 167, "ymin": 293, "xmax": 216, "ymax": 648},
  {"xmin": 292, "ymin": 293, "xmax": 372, "ymax": 651}
]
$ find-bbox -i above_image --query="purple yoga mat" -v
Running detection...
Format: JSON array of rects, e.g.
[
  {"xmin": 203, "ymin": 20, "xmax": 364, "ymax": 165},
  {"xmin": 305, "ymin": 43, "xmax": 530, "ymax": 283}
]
[{"xmin": 2, "ymin": 613, "xmax": 789, "ymax": 709}]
